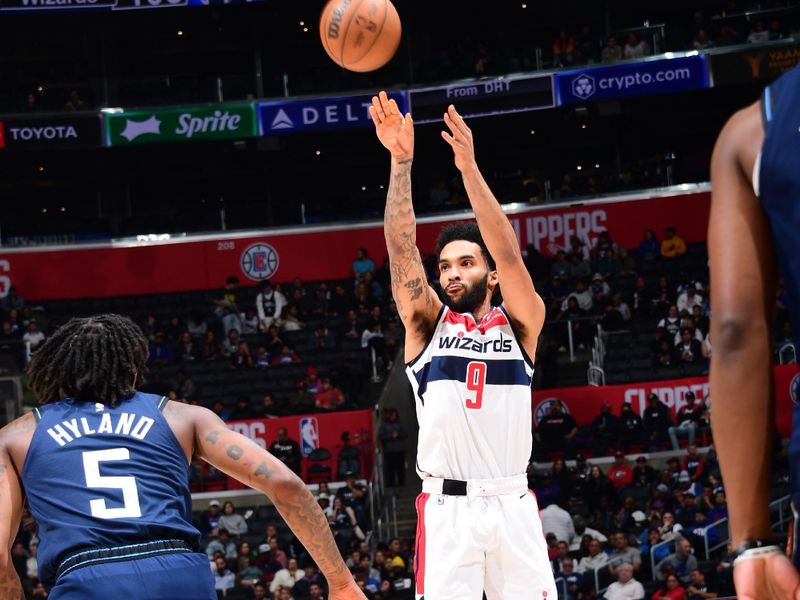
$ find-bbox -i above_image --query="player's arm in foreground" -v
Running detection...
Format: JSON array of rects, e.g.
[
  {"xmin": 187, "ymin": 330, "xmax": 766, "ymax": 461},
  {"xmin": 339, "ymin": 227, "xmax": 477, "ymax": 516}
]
[
  {"xmin": 441, "ymin": 104, "xmax": 545, "ymax": 357},
  {"xmin": 167, "ymin": 402, "xmax": 366, "ymax": 600},
  {"xmin": 709, "ymin": 101, "xmax": 800, "ymax": 600},
  {"xmin": 0, "ymin": 416, "xmax": 33, "ymax": 600},
  {"xmin": 370, "ymin": 91, "xmax": 442, "ymax": 362}
]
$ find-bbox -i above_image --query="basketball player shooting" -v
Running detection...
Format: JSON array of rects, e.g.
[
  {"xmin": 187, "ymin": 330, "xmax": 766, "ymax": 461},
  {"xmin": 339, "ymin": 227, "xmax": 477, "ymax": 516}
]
[
  {"xmin": 709, "ymin": 65, "xmax": 800, "ymax": 599},
  {"xmin": 370, "ymin": 90, "xmax": 556, "ymax": 599}
]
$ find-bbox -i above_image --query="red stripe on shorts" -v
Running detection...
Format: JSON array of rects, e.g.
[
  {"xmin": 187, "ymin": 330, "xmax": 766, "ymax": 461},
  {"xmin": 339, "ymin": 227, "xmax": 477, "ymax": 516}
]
[{"xmin": 414, "ymin": 492, "xmax": 430, "ymax": 595}]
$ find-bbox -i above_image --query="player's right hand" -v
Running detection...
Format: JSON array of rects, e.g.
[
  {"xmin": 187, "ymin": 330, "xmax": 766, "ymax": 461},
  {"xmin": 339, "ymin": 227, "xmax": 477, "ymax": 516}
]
[
  {"xmin": 328, "ymin": 577, "xmax": 369, "ymax": 600},
  {"xmin": 734, "ymin": 553, "xmax": 800, "ymax": 600},
  {"xmin": 370, "ymin": 90, "xmax": 414, "ymax": 162}
]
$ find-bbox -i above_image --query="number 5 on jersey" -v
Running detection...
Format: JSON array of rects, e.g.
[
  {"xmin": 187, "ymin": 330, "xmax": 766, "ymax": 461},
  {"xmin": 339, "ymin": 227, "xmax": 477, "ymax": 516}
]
[
  {"xmin": 466, "ymin": 361, "xmax": 487, "ymax": 409},
  {"xmin": 83, "ymin": 448, "xmax": 142, "ymax": 519}
]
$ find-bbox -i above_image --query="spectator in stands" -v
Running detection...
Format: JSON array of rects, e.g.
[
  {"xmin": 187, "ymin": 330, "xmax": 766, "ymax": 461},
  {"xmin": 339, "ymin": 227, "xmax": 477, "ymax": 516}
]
[
  {"xmin": 654, "ymin": 338, "xmax": 678, "ymax": 369},
  {"xmin": 221, "ymin": 328, "xmax": 240, "ymax": 358},
  {"xmin": 632, "ymin": 456, "xmax": 658, "ymax": 490},
  {"xmin": 605, "ymin": 562, "xmax": 645, "ymax": 600},
  {"xmin": 623, "ymin": 33, "xmax": 649, "ymax": 58},
  {"xmin": 329, "ymin": 496, "xmax": 364, "ymax": 553},
  {"xmin": 676, "ymin": 329, "xmax": 703, "ymax": 365},
  {"xmin": 655, "ymin": 538, "xmax": 697, "ymax": 584},
  {"xmin": 237, "ymin": 555, "xmax": 264, "ymax": 587},
  {"xmin": 669, "ymin": 391, "xmax": 703, "ymax": 450},
  {"xmin": 198, "ymin": 499, "xmax": 223, "ymax": 536},
  {"xmin": 206, "ymin": 528, "xmax": 237, "ymax": 561},
  {"xmin": 63, "ymin": 89, "xmax": 88, "ymax": 111},
  {"xmin": 551, "ymin": 250, "xmax": 572, "ymax": 280},
  {"xmin": 591, "ymin": 403, "xmax": 618, "ymax": 456},
  {"xmin": 685, "ymin": 568, "xmax": 716, "ymax": 600},
  {"xmin": 1, "ymin": 286, "xmax": 24, "ymax": 312},
  {"xmin": 173, "ymin": 370, "xmax": 197, "ymax": 401},
  {"xmin": 747, "ymin": 20, "xmax": 770, "ymax": 43},
  {"xmin": 550, "ymin": 540, "xmax": 570, "ymax": 575},
  {"xmin": 693, "ymin": 29, "xmax": 712, "ymax": 50},
  {"xmin": 653, "ymin": 277, "xmax": 675, "ymax": 316},
  {"xmin": 652, "ymin": 573, "xmax": 686, "ymax": 600},
  {"xmin": 201, "ymin": 330, "xmax": 221, "ymax": 360},
  {"xmin": 175, "ymin": 332, "xmax": 198, "ymax": 362},
  {"xmin": 260, "ymin": 394, "xmax": 280, "ymax": 418},
  {"xmin": 313, "ymin": 324, "xmax": 337, "ymax": 349},
  {"xmin": 639, "ymin": 229, "xmax": 660, "ymax": 262},
  {"xmin": 272, "ymin": 344, "xmax": 301, "ymax": 365},
  {"xmin": 658, "ymin": 306, "xmax": 682, "ymax": 337},
  {"xmin": 569, "ymin": 235, "xmax": 591, "ymax": 262},
  {"xmin": 608, "ymin": 531, "xmax": 642, "ymax": 574},
  {"xmin": 271, "ymin": 558, "xmax": 302, "ymax": 596},
  {"xmin": 209, "ymin": 556, "xmax": 236, "ymax": 597},
  {"xmin": 229, "ymin": 396, "xmax": 254, "ymax": 421},
  {"xmin": 616, "ymin": 248, "xmax": 638, "ymax": 278},
  {"xmin": 315, "ymin": 378, "xmax": 345, "ymax": 411},
  {"xmin": 269, "ymin": 427, "xmax": 302, "ymax": 475},
  {"xmin": 148, "ymin": 332, "xmax": 174, "ymax": 365},
  {"xmin": 597, "ymin": 248, "xmax": 618, "ymax": 280},
  {"xmin": 255, "ymin": 345, "xmax": 271, "ymax": 368},
  {"xmin": 707, "ymin": 491, "xmax": 727, "ymax": 523},
  {"xmin": 601, "ymin": 36, "xmax": 622, "ymax": 62},
  {"xmin": 362, "ymin": 321, "xmax": 393, "ymax": 371},
  {"xmin": 660, "ymin": 227, "xmax": 687, "ymax": 259},
  {"xmin": 681, "ymin": 445, "xmax": 705, "ymax": 482},
  {"xmin": 239, "ymin": 307, "xmax": 259, "ymax": 335},
  {"xmin": 608, "ymin": 451, "xmax": 634, "ymax": 488},
  {"xmin": 213, "ymin": 275, "xmax": 242, "ymax": 335},
  {"xmin": 552, "ymin": 30, "xmax": 576, "ymax": 67},
  {"xmin": 643, "ymin": 393, "xmax": 673, "ymax": 450},
  {"xmin": 560, "ymin": 557, "xmax": 582, "ymax": 599},
  {"xmin": 378, "ymin": 408, "xmax": 407, "ymax": 487},
  {"xmin": 0, "ymin": 320, "xmax": 19, "ymax": 342},
  {"xmin": 593, "ymin": 230, "xmax": 619, "ymax": 258},
  {"xmin": 677, "ymin": 284, "xmax": 703, "ymax": 316},
  {"xmin": 23, "ymin": 321, "xmax": 45, "ymax": 350},
  {"xmin": 217, "ymin": 501, "xmax": 248, "ymax": 538},
  {"xmin": 586, "ymin": 464, "xmax": 617, "ymax": 507},
  {"xmin": 352, "ymin": 248, "xmax": 375, "ymax": 281},
  {"xmin": 255, "ymin": 280, "xmax": 286, "ymax": 332},
  {"xmin": 590, "ymin": 273, "xmax": 611, "ymax": 306},
  {"xmin": 618, "ymin": 403, "xmax": 645, "ymax": 450},
  {"xmin": 342, "ymin": 309, "xmax": 363, "ymax": 340},
  {"xmin": 288, "ymin": 379, "xmax": 315, "ymax": 413},
  {"xmin": 658, "ymin": 511, "xmax": 684, "ymax": 543},
  {"xmin": 535, "ymin": 401, "xmax": 578, "ymax": 459},
  {"xmin": 640, "ymin": 528, "xmax": 670, "ymax": 571},
  {"xmin": 562, "ymin": 280, "xmax": 593, "ymax": 312},
  {"xmin": 281, "ymin": 304, "xmax": 307, "ymax": 332},
  {"xmin": 185, "ymin": 311, "xmax": 207, "ymax": 340},
  {"xmin": 540, "ymin": 500, "xmax": 576, "ymax": 545},
  {"xmin": 577, "ymin": 538, "xmax": 609, "ymax": 573},
  {"xmin": 229, "ymin": 340, "xmax": 255, "ymax": 369}
]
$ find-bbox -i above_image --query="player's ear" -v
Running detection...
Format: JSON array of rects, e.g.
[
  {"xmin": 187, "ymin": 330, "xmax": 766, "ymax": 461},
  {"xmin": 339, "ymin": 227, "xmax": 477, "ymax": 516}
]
[{"xmin": 488, "ymin": 269, "xmax": 499, "ymax": 290}]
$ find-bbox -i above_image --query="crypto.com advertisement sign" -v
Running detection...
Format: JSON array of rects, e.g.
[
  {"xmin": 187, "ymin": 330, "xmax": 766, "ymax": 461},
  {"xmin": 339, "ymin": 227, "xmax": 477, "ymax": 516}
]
[{"xmin": 0, "ymin": 189, "xmax": 710, "ymax": 301}]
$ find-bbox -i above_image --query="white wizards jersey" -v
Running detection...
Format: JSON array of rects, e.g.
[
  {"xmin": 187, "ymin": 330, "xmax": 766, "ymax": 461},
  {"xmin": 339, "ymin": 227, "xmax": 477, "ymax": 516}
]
[{"xmin": 406, "ymin": 305, "xmax": 534, "ymax": 481}]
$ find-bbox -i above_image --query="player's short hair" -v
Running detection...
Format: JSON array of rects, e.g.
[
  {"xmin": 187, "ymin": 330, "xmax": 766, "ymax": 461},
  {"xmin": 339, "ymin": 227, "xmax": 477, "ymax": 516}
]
[
  {"xmin": 27, "ymin": 314, "xmax": 148, "ymax": 407},
  {"xmin": 435, "ymin": 222, "xmax": 496, "ymax": 271}
]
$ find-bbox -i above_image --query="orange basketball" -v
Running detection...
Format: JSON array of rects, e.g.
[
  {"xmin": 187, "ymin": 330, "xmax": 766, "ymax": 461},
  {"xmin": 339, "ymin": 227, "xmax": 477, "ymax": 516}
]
[{"xmin": 319, "ymin": 0, "xmax": 402, "ymax": 73}]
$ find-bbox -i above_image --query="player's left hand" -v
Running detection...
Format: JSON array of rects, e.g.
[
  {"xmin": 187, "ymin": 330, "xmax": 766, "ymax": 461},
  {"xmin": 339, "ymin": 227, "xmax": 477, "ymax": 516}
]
[{"xmin": 441, "ymin": 104, "xmax": 477, "ymax": 173}]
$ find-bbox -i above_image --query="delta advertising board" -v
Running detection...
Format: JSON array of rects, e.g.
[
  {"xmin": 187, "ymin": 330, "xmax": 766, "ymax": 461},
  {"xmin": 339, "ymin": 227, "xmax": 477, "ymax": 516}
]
[
  {"xmin": 532, "ymin": 364, "xmax": 797, "ymax": 438},
  {"xmin": 223, "ymin": 409, "xmax": 374, "ymax": 489},
  {"xmin": 0, "ymin": 189, "xmax": 710, "ymax": 301}
]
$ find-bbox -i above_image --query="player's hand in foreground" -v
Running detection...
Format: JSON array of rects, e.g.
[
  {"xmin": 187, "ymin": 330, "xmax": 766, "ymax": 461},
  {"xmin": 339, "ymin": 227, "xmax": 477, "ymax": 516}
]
[
  {"xmin": 734, "ymin": 552, "xmax": 800, "ymax": 600},
  {"xmin": 370, "ymin": 90, "xmax": 414, "ymax": 161},
  {"xmin": 441, "ymin": 104, "xmax": 476, "ymax": 174},
  {"xmin": 328, "ymin": 577, "xmax": 369, "ymax": 600}
]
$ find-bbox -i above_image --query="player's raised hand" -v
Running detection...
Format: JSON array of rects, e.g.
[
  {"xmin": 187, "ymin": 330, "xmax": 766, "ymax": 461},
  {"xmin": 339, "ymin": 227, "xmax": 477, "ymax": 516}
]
[
  {"xmin": 734, "ymin": 552, "xmax": 800, "ymax": 600},
  {"xmin": 442, "ymin": 104, "xmax": 476, "ymax": 173},
  {"xmin": 370, "ymin": 90, "xmax": 414, "ymax": 162}
]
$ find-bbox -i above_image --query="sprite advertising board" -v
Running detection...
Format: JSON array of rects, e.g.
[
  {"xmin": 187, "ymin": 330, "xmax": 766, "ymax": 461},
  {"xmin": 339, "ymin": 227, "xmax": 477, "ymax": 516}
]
[{"xmin": 106, "ymin": 104, "xmax": 257, "ymax": 146}]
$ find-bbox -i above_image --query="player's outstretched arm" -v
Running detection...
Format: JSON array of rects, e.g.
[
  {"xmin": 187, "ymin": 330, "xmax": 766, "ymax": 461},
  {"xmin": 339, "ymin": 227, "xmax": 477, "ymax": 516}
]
[
  {"xmin": 370, "ymin": 90, "xmax": 441, "ymax": 360},
  {"xmin": 185, "ymin": 403, "xmax": 366, "ymax": 600},
  {"xmin": 0, "ymin": 426, "xmax": 25, "ymax": 600},
  {"xmin": 441, "ymin": 104, "xmax": 544, "ymax": 357},
  {"xmin": 709, "ymin": 102, "xmax": 800, "ymax": 600}
]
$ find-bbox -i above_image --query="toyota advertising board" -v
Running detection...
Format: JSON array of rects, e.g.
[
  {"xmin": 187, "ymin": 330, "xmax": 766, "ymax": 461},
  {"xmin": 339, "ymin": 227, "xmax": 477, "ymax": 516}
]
[{"xmin": 0, "ymin": 113, "xmax": 103, "ymax": 150}]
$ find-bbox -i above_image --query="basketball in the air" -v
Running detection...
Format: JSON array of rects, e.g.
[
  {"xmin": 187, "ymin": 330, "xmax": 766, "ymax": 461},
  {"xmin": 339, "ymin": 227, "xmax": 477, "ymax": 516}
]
[{"xmin": 319, "ymin": 0, "xmax": 402, "ymax": 72}]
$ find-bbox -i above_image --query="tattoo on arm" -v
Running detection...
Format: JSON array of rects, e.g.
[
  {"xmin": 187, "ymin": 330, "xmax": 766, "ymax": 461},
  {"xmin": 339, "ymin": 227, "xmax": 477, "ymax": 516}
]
[
  {"xmin": 226, "ymin": 445, "xmax": 243, "ymax": 460},
  {"xmin": 0, "ymin": 570, "xmax": 23, "ymax": 599},
  {"xmin": 205, "ymin": 430, "xmax": 221, "ymax": 444},
  {"xmin": 384, "ymin": 161, "xmax": 432, "ymax": 322},
  {"xmin": 254, "ymin": 461, "xmax": 274, "ymax": 480}
]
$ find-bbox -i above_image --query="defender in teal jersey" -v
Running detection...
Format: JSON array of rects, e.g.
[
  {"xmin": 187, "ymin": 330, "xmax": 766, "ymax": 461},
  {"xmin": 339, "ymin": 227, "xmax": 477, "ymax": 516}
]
[{"xmin": 0, "ymin": 314, "xmax": 366, "ymax": 600}]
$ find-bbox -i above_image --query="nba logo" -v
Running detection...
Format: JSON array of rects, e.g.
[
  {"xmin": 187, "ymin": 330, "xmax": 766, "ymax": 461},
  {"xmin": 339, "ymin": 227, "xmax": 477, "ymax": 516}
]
[{"xmin": 300, "ymin": 417, "xmax": 319, "ymax": 456}]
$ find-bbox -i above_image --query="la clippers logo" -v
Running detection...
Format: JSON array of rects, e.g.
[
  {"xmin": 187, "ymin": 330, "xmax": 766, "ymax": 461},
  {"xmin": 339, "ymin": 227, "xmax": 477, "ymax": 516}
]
[
  {"xmin": 790, "ymin": 373, "xmax": 800, "ymax": 405},
  {"xmin": 300, "ymin": 417, "xmax": 319, "ymax": 456},
  {"xmin": 533, "ymin": 398, "xmax": 569, "ymax": 427},
  {"xmin": 0, "ymin": 122, "xmax": 5, "ymax": 149},
  {"xmin": 240, "ymin": 242, "xmax": 279, "ymax": 281}
]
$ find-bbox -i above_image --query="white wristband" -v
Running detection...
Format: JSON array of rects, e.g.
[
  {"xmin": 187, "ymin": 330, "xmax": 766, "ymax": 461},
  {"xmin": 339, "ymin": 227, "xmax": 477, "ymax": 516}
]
[{"xmin": 733, "ymin": 545, "xmax": 783, "ymax": 565}]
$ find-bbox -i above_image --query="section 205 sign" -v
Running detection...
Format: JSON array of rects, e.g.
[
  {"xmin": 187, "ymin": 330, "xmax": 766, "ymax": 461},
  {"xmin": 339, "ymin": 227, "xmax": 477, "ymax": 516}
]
[{"xmin": 106, "ymin": 104, "xmax": 258, "ymax": 146}]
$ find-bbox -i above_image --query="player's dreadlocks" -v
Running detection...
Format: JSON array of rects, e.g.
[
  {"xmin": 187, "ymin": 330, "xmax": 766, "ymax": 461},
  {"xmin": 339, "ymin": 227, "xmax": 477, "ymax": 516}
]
[{"xmin": 27, "ymin": 314, "xmax": 148, "ymax": 407}]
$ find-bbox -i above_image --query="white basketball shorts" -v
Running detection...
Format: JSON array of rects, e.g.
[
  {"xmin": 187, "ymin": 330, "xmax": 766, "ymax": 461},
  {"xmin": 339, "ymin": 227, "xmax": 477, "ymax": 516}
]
[{"xmin": 414, "ymin": 475, "xmax": 556, "ymax": 600}]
